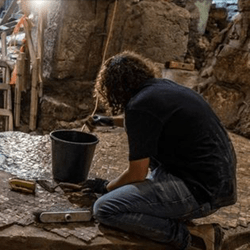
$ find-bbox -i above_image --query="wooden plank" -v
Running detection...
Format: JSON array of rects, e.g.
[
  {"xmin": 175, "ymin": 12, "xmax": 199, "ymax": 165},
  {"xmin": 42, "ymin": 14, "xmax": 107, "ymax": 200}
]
[
  {"xmin": 0, "ymin": 0, "xmax": 18, "ymax": 26},
  {"xmin": 19, "ymin": 52, "xmax": 25, "ymax": 91},
  {"xmin": 28, "ymin": 8, "xmax": 46, "ymax": 130},
  {"xmin": 6, "ymin": 84, "xmax": 11, "ymax": 110},
  {"xmin": 1, "ymin": 32, "xmax": 7, "ymax": 59},
  {"xmin": 1, "ymin": 32, "xmax": 7, "ymax": 86},
  {"xmin": 14, "ymin": 54, "xmax": 22, "ymax": 127},
  {"xmin": 0, "ymin": 108, "xmax": 12, "ymax": 116},
  {"xmin": 5, "ymin": 70, "xmax": 11, "ymax": 131},
  {"xmin": 1, "ymin": 32, "xmax": 9, "ymax": 130},
  {"xmin": 0, "ymin": 83, "xmax": 9, "ymax": 90},
  {"xmin": 23, "ymin": 18, "xmax": 36, "ymax": 66},
  {"xmin": 29, "ymin": 58, "xmax": 38, "ymax": 131},
  {"xmin": 0, "ymin": 108, "xmax": 13, "ymax": 131},
  {"xmin": 37, "ymin": 8, "xmax": 45, "ymax": 97},
  {"xmin": 24, "ymin": 49, "xmax": 30, "ymax": 91},
  {"xmin": 6, "ymin": 66, "xmax": 10, "ymax": 84},
  {"xmin": 8, "ymin": 110, "xmax": 13, "ymax": 130},
  {"xmin": 165, "ymin": 61, "xmax": 195, "ymax": 71},
  {"xmin": 0, "ymin": 28, "xmax": 13, "ymax": 131}
]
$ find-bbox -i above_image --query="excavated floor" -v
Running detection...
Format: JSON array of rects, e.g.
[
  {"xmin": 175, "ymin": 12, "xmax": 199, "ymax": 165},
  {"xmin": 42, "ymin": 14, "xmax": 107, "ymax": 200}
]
[{"xmin": 0, "ymin": 128, "xmax": 250, "ymax": 249}]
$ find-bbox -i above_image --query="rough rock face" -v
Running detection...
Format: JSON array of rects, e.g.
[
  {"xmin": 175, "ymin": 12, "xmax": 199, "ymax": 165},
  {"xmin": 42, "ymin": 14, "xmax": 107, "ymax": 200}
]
[
  {"xmin": 38, "ymin": 80, "xmax": 96, "ymax": 133},
  {"xmin": 32, "ymin": 0, "xmax": 194, "ymax": 132},
  {"xmin": 184, "ymin": 0, "xmax": 213, "ymax": 69},
  {"xmin": 26, "ymin": 0, "xmax": 237, "ymax": 134},
  {"xmin": 43, "ymin": 0, "xmax": 190, "ymax": 80},
  {"xmin": 238, "ymin": 0, "xmax": 250, "ymax": 11},
  {"xmin": 201, "ymin": 84, "xmax": 244, "ymax": 129},
  {"xmin": 197, "ymin": 0, "xmax": 250, "ymax": 138},
  {"xmin": 115, "ymin": 0, "xmax": 190, "ymax": 64},
  {"xmin": 43, "ymin": 1, "xmax": 62, "ymax": 79},
  {"xmin": 212, "ymin": 10, "xmax": 250, "ymax": 86}
]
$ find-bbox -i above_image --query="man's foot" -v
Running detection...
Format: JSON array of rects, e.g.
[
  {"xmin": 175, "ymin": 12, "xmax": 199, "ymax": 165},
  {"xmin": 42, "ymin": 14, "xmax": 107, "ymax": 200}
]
[{"xmin": 187, "ymin": 223, "xmax": 224, "ymax": 250}]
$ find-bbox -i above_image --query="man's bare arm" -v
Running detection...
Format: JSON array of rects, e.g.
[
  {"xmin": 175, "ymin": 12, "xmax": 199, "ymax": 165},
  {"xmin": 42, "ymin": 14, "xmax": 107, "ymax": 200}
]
[
  {"xmin": 112, "ymin": 115, "xmax": 124, "ymax": 127},
  {"xmin": 106, "ymin": 157, "xmax": 149, "ymax": 192}
]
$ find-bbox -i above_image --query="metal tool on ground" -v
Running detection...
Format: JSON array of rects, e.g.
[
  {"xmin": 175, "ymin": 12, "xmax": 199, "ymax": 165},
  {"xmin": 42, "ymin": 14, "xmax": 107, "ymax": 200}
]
[
  {"xmin": 9, "ymin": 178, "xmax": 36, "ymax": 194},
  {"xmin": 34, "ymin": 209, "xmax": 92, "ymax": 223},
  {"xmin": 36, "ymin": 179, "xmax": 83, "ymax": 193}
]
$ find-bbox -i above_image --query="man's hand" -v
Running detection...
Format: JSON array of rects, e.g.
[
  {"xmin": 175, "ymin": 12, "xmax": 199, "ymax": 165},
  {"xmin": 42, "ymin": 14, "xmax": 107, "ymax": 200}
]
[
  {"xmin": 81, "ymin": 178, "xmax": 109, "ymax": 195},
  {"xmin": 85, "ymin": 115, "xmax": 114, "ymax": 131},
  {"xmin": 92, "ymin": 115, "xmax": 114, "ymax": 127}
]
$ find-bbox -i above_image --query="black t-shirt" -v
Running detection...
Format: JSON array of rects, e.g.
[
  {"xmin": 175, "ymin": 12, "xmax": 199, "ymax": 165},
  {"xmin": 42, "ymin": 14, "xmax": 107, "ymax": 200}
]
[{"xmin": 125, "ymin": 78, "xmax": 237, "ymax": 208}]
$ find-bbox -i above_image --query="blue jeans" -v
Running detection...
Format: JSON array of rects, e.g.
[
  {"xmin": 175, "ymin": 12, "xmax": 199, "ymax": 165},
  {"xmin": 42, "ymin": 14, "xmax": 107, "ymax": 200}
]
[{"xmin": 93, "ymin": 166, "xmax": 215, "ymax": 249}]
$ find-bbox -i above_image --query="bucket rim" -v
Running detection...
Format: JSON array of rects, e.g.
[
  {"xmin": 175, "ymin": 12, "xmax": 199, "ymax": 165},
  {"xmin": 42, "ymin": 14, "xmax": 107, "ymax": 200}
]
[{"xmin": 50, "ymin": 129, "xmax": 99, "ymax": 145}]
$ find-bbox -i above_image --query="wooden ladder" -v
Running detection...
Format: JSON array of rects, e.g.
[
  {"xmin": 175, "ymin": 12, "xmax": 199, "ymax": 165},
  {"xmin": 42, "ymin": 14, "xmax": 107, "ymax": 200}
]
[
  {"xmin": 0, "ymin": 61, "xmax": 13, "ymax": 131},
  {"xmin": 0, "ymin": 31, "xmax": 13, "ymax": 131}
]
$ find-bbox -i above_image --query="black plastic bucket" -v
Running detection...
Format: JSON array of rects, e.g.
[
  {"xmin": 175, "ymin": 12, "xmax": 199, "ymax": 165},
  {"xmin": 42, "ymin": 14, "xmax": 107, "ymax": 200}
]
[{"xmin": 50, "ymin": 130, "xmax": 99, "ymax": 183}]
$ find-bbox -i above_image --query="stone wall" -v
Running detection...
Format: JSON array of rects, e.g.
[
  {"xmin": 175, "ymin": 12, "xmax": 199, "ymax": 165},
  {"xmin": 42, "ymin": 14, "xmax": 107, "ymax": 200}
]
[
  {"xmin": 43, "ymin": 0, "xmax": 63, "ymax": 79},
  {"xmin": 197, "ymin": 0, "xmax": 250, "ymax": 138},
  {"xmin": 25, "ymin": 0, "xmax": 215, "ymax": 132},
  {"xmin": 32, "ymin": 0, "xmax": 194, "ymax": 132},
  {"xmin": 42, "ymin": 0, "xmax": 190, "ymax": 81},
  {"xmin": 42, "ymin": 0, "xmax": 217, "ymax": 80}
]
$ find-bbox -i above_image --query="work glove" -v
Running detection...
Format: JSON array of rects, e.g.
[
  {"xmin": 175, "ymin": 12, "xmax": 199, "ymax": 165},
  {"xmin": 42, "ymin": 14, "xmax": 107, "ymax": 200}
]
[
  {"xmin": 85, "ymin": 115, "xmax": 114, "ymax": 132},
  {"xmin": 91, "ymin": 115, "xmax": 114, "ymax": 127},
  {"xmin": 81, "ymin": 178, "xmax": 109, "ymax": 195}
]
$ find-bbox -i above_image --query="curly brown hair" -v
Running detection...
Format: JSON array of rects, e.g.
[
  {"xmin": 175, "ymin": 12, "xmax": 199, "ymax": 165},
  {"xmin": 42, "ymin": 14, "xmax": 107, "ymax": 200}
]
[{"xmin": 95, "ymin": 51, "xmax": 161, "ymax": 115}]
